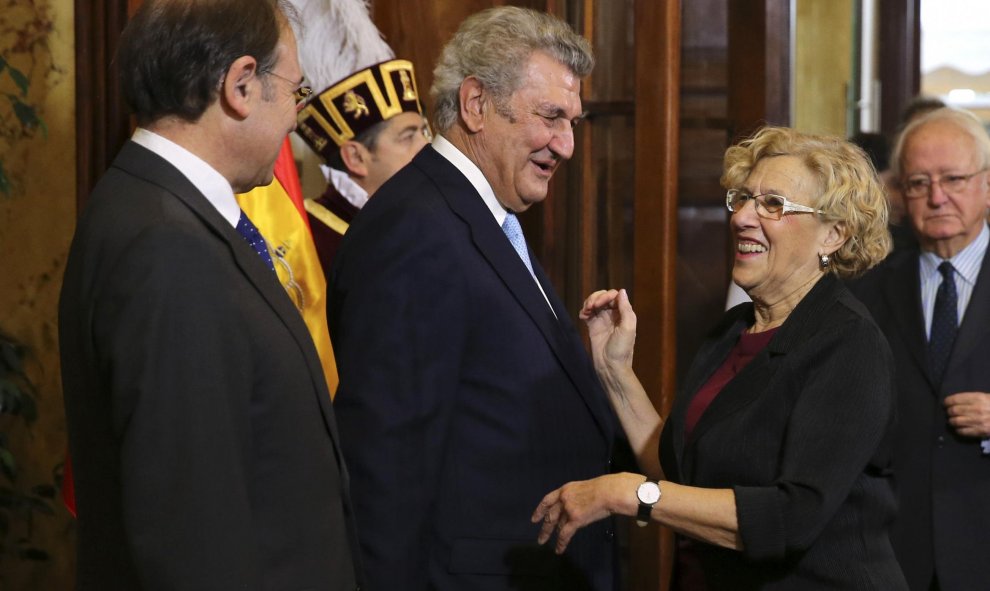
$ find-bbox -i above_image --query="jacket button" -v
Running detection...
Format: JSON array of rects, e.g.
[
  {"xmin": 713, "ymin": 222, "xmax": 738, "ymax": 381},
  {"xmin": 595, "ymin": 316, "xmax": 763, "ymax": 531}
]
[{"xmin": 605, "ymin": 529, "xmax": 614, "ymax": 539}]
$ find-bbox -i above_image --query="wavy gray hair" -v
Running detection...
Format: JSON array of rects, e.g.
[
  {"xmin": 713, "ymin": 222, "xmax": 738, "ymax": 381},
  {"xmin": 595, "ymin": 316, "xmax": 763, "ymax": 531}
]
[
  {"xmin": 430, "ymin": 6, "xmax": 593, "ymax": 133},
  {"xmin": 891, "ymin": 106, "xmax": 990, "ymax": 178}
]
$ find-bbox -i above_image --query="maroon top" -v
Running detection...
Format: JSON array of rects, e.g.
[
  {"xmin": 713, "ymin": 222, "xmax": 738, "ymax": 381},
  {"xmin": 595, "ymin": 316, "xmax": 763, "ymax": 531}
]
[
  {"xmin": 675, "ymin": 325, "xmax": 777, "ymax": 591},
  {"xmin": 684, "ymin": 327, "xmax": 778, "ymax": 441}
]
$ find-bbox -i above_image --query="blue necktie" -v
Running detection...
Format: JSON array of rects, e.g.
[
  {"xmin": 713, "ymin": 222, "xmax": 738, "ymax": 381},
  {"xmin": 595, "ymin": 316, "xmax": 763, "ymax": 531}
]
[
  {"xmin": 501, "ymin": 212, "xmax": 535, "ymax": 276},
  {"xmin": 235, "ymin": 211, "xmax": 275, "ymax": 272},
  {"xmin": 929, "ymin": 261, "xmax": 958, "ymax": 385}
]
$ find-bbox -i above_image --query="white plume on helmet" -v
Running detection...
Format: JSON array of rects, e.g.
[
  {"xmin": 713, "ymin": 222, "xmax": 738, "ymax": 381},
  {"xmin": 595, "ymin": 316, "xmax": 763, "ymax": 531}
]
[{"xmin": 288, "ymin": 0, "xmax": 395, "ymax": 93}]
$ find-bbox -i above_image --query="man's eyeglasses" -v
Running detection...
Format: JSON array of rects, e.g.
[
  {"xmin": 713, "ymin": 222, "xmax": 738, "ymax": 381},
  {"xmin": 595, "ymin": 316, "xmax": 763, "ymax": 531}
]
[
  {"xmin": 901, "ymin": 170, "xmax": 986, "ymax": 199},
  {"xmin": 726, "ymin": 189, "xmax": 827, "ymax": 220},
  {"xmin": 264, "ymin": 70, "xmax": 313, "ymax": 106}
]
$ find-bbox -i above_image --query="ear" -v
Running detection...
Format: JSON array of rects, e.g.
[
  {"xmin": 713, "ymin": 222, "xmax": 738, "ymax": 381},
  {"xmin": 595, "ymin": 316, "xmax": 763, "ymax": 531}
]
[
  {"xmin": 821, "ymin": 220, "xmax": 849, "ymax": 256},
  {"xmin": 458, "ymin": 76, "xmax": 486, "ymax": 133},
  {"xmin": 220, "ymin": 55, "xmax": 260, "ymax": 119},
  {"xmin": 339, "ymin": 141, "xmax": 370, "ymax": 178}
]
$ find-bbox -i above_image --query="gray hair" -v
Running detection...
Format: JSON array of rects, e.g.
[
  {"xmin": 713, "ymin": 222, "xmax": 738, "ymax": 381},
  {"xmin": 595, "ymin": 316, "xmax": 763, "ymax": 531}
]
[
  {"xmin": 430, "ymin": 6, "xmax": 593, "ymax": 133},
  {"xmin": 891, "ymin": 106, "xmax": 990, "ymax": 178}
]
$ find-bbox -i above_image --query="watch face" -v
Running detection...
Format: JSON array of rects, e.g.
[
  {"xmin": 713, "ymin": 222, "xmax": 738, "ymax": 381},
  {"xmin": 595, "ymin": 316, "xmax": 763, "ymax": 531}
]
[{"xmin": 637, "ymin": 481, "xmax": 661, "ymax": 504}]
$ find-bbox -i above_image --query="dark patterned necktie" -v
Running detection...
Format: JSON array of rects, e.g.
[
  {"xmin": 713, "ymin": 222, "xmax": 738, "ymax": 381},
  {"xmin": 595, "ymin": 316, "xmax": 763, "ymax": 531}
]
[
  {"xmin": 928, "ymin": 261, "xmax": 958, "ymax": 385},
  {"xmin": 235, "ymin": 211, "xmax": 275, "ymax": 272}
]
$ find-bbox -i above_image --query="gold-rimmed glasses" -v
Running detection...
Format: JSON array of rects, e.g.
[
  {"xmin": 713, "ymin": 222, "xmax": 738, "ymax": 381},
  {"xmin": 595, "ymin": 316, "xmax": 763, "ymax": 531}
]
[
  {"xmin": 726, "ymin": 189, "xmax": 827, "ymax": 221},
  {"xmin": 264, "ymin": 70, "xmax": 313, "ymax": 106},
  {"xmin": 901, "ymin": 169, "xmax": 986, "ymax": 199}
]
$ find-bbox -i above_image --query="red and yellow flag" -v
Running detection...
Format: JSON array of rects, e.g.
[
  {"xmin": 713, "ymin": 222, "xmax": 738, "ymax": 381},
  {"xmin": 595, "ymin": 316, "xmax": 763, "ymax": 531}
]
[{"xmin": 237, "ymin": 137, "xmax": 339, "ymax": 395}]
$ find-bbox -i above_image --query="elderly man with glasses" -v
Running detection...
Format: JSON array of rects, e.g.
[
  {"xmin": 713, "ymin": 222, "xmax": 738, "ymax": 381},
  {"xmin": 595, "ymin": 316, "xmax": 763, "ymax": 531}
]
[{"xmin": 851, "ymin": 107, "xmax": 990, "ymax": 591}]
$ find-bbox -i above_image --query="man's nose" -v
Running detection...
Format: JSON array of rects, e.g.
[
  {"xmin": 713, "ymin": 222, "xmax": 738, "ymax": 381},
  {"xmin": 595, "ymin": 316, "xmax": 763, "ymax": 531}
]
[
  {"xmin": 550, "ymin": 126, "xmax": 575, "ymax": 160},
  {"xmin": 928, "ymin": 181, "xmax": 949, "ymax": 206}
]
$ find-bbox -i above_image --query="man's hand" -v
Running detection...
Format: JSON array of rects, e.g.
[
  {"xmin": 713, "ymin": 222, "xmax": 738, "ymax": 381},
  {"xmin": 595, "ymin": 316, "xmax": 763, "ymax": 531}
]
[{"xmin": 944, "ymin": 392, "xmax": 990, "ymax": 438}]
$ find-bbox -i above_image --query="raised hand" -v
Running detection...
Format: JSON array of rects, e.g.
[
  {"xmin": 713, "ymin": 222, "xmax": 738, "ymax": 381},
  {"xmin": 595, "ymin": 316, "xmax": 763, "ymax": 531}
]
[{"xmin": 579, "ymin": 288, "xmax": 637, "ymax": 372}]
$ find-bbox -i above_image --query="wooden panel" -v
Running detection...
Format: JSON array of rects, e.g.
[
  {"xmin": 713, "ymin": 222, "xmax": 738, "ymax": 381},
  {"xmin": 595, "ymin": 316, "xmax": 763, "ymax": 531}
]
[
  {"xmin": 371, "ymin": 0, "xmax": 547, "ymax": 116},
  {"xmin": 793, "ymin": 0, "xmax": 854, "ymax": 136},
  {"xmin": 632, "ymin": 0, "xmax": 681, "ymax": 589},
  {"xmin": 877, "ymin": 0, "xmax": 920, "ymax": 137},
  {"xmin": 727, "ymin": 0, "xmax": 791, "ymax": 140},
  {"xmin": 75, "ymin": 0, "xmax": 131, "ymax": 211}
]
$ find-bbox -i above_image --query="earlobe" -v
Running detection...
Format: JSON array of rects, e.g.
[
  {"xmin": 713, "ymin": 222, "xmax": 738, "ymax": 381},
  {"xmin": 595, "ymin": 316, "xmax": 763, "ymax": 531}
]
[
  {"xmin": 221, "ymin": 55, "xmax": 259, "ymax": 118},
  {"xmin": 458, "ymin": 77, "xmax": 486, "ymax": 133}
]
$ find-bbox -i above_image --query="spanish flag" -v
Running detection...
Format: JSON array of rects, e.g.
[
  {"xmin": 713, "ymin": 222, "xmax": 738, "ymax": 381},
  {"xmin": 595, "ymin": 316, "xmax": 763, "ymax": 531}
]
[{"xmin": 236, "ymin": 137, "xmax": 339, "ymax": 395}]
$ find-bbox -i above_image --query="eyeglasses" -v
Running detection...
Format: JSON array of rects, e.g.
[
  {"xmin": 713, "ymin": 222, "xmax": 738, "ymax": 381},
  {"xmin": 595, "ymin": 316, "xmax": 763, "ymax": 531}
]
[
  {"xmin": 264, "ymin": 70, "xmax": 313, "ymax": 106},
  {"xmin": 901, "ymin": 170, "xmax": 986, "ymax": 199},
  {"xmin": 726, "ymin": 189, "xmax": 827, "ymax": 220}
]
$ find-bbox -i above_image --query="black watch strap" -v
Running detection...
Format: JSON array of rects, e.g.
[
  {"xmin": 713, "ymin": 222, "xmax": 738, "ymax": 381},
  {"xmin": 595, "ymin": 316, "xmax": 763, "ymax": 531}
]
[{"xmin": 636, "ymin": 500, "xmax": 653, "ymax": 526}]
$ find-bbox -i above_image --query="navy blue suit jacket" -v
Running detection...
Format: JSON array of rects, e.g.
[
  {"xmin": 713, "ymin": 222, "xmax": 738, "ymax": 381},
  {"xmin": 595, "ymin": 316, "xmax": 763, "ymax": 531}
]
[{"xmin": 329, "ymin": 145, "xmax": 618, "ymax": 591}]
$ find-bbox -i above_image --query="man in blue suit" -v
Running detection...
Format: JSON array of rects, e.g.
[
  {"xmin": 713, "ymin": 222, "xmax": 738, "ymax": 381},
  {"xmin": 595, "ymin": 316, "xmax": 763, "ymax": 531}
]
[{"xmin": 328, "ymin": 7, "xmax": 618, "ymax": 590}]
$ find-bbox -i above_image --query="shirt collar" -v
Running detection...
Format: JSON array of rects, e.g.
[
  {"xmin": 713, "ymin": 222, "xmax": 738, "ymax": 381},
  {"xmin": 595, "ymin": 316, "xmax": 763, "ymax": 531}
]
[
  {"xmin": 432, "ymin": 134, "xmax": 508, "ymax": 226},
  {"xmin": 322, "ymin": 164, "xmax": 369, "ymax": 209},
  {"xmin": 131, "ymin": 128, "xmax": 241, "ymax": 227},
  {"xmin": 919, "ymin": 222, "xmax": 989, "ymax": 287}
]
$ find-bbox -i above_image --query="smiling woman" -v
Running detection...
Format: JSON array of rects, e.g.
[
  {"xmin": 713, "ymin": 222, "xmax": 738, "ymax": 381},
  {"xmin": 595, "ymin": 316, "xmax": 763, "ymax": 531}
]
[{"xmin": 534, "ymin": 126, "xmax": 906, "ymax": 590}]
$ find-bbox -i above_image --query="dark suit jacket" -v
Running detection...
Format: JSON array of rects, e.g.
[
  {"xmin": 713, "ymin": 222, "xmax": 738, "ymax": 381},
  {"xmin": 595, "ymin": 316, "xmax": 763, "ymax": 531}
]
[
  {"xmin": 661, "ymin": 275, "xmax": 906, "ymax": 590},
  {"xmin": 850, "ymin": 242, "xmax": 990, "ymax": 591},
  {"xmin": 59, "ymin": 141, "xmax": 360, "ymax": 590},
  {"xmin": 328, "ymin": 145, "xmax": 618, "ymax": 591}
]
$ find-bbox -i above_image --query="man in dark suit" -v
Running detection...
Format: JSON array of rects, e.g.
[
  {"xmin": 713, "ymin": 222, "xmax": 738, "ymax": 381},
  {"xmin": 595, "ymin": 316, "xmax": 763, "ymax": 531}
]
[
  {"xmin": 58, "ymin": 1, "xmax": 359, "ymax": 588},
  {"xmin": 851, "ymin": 107, "xmax": 990, "ymax": 591},
  {"xmin": 328, "ymin": 7, "xmax": 617, "ymax": 590}
]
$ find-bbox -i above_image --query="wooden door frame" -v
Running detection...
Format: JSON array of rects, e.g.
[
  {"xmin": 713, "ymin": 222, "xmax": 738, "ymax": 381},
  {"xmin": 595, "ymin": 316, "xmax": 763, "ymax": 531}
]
[
  {"xmin": 878, "ymin": 0, "xmax": 920, "ymax": 137},
  {"xmin": 75, "ymin": 0, "xmax": 131, "ymax": 211}
]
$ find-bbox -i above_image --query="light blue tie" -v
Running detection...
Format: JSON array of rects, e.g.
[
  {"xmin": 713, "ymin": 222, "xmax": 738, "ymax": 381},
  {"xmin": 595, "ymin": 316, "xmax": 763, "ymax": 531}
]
[{"xmin": 501, "ymin": 212, "xmax": 535, "ymax": 276}]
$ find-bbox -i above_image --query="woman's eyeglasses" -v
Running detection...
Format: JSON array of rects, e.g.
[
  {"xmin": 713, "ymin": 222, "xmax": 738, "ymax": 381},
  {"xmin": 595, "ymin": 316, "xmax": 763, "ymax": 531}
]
[{"xmin": 726, "ymin": 189, "xmax": 827, "ymax": 220}]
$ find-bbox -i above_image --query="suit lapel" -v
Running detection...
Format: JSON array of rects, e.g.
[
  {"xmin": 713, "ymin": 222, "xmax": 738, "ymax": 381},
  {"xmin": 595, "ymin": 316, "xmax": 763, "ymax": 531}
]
[
  {"xmin": 417, "ymin": 147, "xmax": 613, "ymax": 440},
  {"xmin": 114, "ymin": 142, "xmax": 347, "ymax": 455},
  {"xmin": 679, "ymin": 316, "xmax": 754, "ymax": 474},
  {"xmin": 947, "ymin": 242, "xmax": 990, "ymax": 378},
  {"xmin": 666, "ymin": 306, "xmax": 751, "ymax": 475},
  {"xmin": 680, "ymin": 276, "xmax": 840, "ymax": 474},
  {"xmin": 881, "ymin": 252, "xmax": 937, "ymax": 388}
]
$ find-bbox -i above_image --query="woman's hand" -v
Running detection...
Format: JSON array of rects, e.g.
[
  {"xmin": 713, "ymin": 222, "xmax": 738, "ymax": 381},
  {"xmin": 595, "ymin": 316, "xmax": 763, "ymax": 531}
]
[
  {"xmin": 531, "ymin": 472, "xmax": 644, "ymax": 554},
  {"xmin": 579, "ymin": 288, "xmax": 637, "ymax": 373}
]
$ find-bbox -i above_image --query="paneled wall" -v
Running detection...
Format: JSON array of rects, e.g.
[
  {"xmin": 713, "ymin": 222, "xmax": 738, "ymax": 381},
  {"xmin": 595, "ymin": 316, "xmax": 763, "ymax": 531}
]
[
  {"xmin": 1, "ymin": 0, "xmax": 77, "ymax": 588},
  {"xmin": 794, "ymin": 0, "xmax": 854, "ymax": 136}
]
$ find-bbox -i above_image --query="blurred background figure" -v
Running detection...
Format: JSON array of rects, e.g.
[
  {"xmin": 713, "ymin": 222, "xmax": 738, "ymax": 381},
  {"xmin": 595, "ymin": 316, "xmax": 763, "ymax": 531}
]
[
  {"xmin": 535, "ymin": 127, "xmax": 906, "ymax": 590},
  {"xmin": 297, "ymin": 59, "xmax": 430, "ymax": 274},
  {"xmin": 288, "ymin": 0, "xmax": 430, "ymax": 276}
]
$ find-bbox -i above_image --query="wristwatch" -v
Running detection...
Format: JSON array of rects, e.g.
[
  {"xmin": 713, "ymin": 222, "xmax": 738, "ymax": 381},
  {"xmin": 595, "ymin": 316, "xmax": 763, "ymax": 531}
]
[{"xmin": 635, "ymin": 479, "xmax": 661, "ymax": 527}]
